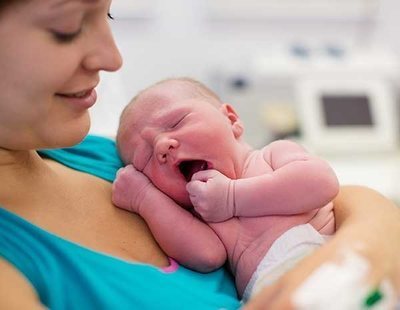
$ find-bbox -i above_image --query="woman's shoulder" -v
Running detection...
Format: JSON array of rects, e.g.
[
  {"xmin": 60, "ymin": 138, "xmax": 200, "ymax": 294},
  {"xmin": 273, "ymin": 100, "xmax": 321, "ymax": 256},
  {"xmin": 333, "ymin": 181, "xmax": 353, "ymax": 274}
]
[{"xmin": 0, "ymin": 258, "xmax": 44, "ymax": 309}]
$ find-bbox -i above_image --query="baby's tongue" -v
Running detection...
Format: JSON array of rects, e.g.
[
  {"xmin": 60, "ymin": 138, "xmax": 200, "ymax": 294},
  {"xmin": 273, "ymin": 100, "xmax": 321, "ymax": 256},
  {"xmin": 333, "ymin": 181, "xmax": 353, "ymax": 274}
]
[{"xmin": 181, "ymin": 160, "xmax": 208, "ymax": 182}]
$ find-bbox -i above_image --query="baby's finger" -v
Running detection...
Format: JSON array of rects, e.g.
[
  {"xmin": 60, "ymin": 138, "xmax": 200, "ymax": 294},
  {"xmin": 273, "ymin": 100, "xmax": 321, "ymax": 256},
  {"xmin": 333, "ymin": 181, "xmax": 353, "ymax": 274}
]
[
  {"xmin": 115, "ymin": 167, "xmax": 126, "ymax": 178},
  {"xmin": 186, "ymin": 179, "xmax": 207, "ymax": 195},
  {"xmin": 191, "ymin": 169, "xmax": 219, "ymax": 182},
  {"xmin": 125, "ymin": 164, "xmax": 138, "ymax": 173},
  {"xmin": 116, "ymin": 164, "xmax": 133, "ymax": 177}
]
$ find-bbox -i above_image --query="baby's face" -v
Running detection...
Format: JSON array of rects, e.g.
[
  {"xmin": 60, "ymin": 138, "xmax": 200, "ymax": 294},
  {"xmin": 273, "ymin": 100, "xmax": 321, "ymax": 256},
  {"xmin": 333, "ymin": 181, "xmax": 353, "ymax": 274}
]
[{"xmin": 126, "ymin": 85, "xmax": 241, "ymax": 207}]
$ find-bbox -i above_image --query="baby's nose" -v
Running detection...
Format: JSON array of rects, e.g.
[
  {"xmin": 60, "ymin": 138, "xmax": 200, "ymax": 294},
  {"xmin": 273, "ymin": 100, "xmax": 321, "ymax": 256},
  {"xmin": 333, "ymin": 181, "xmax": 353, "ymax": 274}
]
[{"xmin": 155, "ymin": 137, "xmax": 179, "ymax": 163}]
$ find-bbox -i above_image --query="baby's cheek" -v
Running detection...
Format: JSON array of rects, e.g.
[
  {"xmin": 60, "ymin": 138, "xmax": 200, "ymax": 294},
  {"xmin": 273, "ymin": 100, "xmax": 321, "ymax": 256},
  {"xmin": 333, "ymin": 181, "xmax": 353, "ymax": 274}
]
[{"xmin": 171, "ymin": 185, "xmax": 192, "ymax": 208}]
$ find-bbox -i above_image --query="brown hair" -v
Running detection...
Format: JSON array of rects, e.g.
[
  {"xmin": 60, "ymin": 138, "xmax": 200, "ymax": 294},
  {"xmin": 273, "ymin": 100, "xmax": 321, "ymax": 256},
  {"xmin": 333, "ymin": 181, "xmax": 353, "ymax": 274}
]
[
  {"xmin": 0, "ymin": 1, "xmax": 7, "ymax": 10},
  {"xmin": 0, "ymin": 0, "xmax": 25, "ymax": 14}
]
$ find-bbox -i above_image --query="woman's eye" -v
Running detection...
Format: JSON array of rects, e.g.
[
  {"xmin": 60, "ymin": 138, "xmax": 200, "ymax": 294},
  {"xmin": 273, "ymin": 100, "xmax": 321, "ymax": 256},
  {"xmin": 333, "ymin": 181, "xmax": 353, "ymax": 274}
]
[{"xmin": 52, "ymin": 29, "xmax": 82, "ymax": 43}]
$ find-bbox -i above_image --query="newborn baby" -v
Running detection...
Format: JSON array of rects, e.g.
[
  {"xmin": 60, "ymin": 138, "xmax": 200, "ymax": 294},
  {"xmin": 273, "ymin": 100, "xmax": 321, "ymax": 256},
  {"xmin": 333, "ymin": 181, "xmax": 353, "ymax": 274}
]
[{"xmin": 113, "ymin": 77, "xmax": 339, "ymax": 299}]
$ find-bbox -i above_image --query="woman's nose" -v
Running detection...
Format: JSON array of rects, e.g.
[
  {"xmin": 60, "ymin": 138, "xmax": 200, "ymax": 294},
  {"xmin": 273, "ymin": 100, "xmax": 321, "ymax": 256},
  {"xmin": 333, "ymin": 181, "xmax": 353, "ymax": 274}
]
[
  {"xmin": 82, "ymin": 23, "xmax": 123, "ymax": 73},
  {"xmin": 155, "ymin": 136, "xmax": 179, "ymax": 163}
]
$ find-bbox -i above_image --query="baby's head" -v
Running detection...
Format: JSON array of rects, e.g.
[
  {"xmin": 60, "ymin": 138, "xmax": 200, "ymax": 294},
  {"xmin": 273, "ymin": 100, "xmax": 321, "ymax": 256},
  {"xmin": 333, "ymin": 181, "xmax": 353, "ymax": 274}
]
[
  {"xmin": 117, "ymin": 77, "xmax": 245, "ymax": 207},
  {"xmin": 117, "ymin": 77, "xmax": 225, "ymax": 164}
]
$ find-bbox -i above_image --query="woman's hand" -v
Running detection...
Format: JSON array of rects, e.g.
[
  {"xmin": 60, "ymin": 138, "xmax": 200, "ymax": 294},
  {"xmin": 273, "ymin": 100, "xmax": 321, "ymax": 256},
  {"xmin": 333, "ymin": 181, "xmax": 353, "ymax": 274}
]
[
  {"xmin": 244, "ymin": 186, "xmax": 400, "ymax": 309},
  {"xmin": 243, "ymin": 243, "xmax": 346, "ymax": 309}
]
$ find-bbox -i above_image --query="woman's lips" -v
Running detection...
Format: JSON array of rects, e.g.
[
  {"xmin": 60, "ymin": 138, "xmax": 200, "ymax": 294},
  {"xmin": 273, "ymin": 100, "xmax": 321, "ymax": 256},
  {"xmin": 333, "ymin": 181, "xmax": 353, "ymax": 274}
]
[{"xmin": 56, "ymin": 88, "xmax": 97, "ymax": 109}]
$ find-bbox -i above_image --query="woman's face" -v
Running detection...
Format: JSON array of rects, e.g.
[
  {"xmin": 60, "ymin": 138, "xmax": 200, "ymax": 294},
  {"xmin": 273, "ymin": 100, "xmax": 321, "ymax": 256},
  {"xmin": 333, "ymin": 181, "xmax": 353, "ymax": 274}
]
[{"xmin": 0, "ymin": 0, "xmax": 122, "ymax": 150}]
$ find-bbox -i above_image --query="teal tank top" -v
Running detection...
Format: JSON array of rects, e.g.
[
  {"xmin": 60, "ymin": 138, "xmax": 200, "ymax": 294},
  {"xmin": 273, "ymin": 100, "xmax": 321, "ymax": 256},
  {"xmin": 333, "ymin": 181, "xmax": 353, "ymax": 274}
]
[{"xmin": 0, "ymin": 135, "xmax": 240, "ymax": 310}]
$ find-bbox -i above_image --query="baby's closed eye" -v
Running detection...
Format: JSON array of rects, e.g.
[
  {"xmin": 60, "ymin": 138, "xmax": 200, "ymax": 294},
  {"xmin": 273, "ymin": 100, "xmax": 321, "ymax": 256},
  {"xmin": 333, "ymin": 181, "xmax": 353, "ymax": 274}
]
[{"xmin": 169, "ymin": 114, "xmax": 188, "ymax": 129}]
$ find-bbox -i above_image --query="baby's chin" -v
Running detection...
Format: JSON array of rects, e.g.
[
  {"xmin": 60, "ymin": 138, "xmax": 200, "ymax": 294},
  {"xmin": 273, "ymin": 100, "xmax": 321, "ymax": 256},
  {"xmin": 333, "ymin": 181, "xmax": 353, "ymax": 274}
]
[
  {"xmin": 172, "ymin": 191, "xmax": 192, "ymax": 209},
  {"xmin": 178, "ymin": 199, "xmax": 193, "ymax": 209}
]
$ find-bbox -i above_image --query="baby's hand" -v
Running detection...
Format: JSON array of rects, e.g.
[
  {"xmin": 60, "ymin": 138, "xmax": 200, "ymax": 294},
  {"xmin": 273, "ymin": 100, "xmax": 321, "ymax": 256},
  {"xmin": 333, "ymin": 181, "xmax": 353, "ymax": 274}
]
[
  {"xmin": 112, "ymin": 164, "xmax": 153, "ymax": 214},
  {"xmin": 186, "ymin": 169, "xmax": 235, "ymax": 222}
]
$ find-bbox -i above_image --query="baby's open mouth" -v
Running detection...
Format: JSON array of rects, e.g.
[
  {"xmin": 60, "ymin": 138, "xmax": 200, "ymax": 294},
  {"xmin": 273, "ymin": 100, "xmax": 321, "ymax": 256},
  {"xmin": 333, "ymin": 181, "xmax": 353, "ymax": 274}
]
[{"xmin": 179, "ymin": 160, "xmax": 209, "ymax": 182}]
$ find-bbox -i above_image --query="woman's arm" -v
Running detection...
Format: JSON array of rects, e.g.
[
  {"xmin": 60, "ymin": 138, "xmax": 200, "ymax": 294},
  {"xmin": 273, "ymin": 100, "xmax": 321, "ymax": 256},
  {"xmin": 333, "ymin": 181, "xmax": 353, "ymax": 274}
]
[
  {"xmin": 0, "ymin": 259, "xmax": 46, "ymax": 309},
  {"xmin": 244, "ymin": 185, "xmax": 400, "ymax": 309}
]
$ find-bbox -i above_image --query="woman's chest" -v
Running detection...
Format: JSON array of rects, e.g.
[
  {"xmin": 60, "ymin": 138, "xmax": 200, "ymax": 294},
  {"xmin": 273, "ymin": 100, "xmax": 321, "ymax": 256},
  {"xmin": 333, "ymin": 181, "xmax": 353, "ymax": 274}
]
[{"xmin": 7, "ymin": 166, "xmax": 168, "ymax": 267}]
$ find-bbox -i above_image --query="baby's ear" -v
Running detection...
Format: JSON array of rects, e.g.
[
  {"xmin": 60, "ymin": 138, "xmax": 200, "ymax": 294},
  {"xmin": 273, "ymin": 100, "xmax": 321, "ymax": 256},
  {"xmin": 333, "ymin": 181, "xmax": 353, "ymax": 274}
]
[{"xmin": 220, "ymin": 103, "xmax": 244, "ymax": 139}]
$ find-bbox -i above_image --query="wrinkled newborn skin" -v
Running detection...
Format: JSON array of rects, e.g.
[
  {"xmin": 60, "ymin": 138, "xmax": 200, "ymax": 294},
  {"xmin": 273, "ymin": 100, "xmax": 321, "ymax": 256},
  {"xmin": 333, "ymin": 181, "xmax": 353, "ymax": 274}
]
[{"xmin": 114, "ymin": 80, "xmax": 338, "ymax": 296}]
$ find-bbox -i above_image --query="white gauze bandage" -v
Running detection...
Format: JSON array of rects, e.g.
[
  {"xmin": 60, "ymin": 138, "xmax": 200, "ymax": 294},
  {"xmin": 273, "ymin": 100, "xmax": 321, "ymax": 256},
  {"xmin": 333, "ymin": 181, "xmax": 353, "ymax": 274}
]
[{"xmin": 292, "ymin": 250, "xmax": 397, "ymax": 309}]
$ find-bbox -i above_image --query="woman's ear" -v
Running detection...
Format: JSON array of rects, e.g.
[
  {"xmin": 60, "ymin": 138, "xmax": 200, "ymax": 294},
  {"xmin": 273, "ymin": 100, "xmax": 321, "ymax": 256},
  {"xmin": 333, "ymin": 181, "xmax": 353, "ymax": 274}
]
[{"xmin": 220, "ymin": 103, "xmax": 244, "ymax": 139}]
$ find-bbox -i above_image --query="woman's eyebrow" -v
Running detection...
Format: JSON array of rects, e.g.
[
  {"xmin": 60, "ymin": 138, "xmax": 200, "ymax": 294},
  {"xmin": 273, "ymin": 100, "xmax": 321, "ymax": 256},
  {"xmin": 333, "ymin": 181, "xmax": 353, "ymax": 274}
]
[{"xmin": 51, "ymin": 0, "xmax": 100, "ymax": 9}]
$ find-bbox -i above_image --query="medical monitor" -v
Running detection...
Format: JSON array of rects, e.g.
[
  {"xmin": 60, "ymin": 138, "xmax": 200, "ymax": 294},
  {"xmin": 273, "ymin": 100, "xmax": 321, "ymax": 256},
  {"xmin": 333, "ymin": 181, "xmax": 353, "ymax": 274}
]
[{"xmin": 296, "ymin": 79, "xmax": 399, "ymax": 154}]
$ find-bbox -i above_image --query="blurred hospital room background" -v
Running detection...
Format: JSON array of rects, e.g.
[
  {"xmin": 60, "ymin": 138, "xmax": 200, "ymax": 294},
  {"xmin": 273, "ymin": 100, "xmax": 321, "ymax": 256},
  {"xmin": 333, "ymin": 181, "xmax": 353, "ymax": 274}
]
[{"xmin": 91, "ymin": 0, "xmax": 400, "ymax": 204}]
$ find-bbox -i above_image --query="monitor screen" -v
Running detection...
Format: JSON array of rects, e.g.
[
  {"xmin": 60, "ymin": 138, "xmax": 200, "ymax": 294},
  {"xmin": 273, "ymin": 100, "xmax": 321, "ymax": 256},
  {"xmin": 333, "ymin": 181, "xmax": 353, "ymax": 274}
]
[{"xmin": 321, "ymin": 95, "xmax": 374, "ymax": 126}]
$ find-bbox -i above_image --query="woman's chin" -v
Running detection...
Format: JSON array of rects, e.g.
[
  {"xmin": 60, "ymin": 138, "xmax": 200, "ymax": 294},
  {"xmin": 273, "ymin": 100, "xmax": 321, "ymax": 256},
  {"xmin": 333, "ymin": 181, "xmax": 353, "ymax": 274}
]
[
  {"xmin": 61, "ymin": 124, "xmax": 91, "ymax": 147},
  {"xmin": 42, "ymin": 116, "xmax": 91, "ymax": 149}
]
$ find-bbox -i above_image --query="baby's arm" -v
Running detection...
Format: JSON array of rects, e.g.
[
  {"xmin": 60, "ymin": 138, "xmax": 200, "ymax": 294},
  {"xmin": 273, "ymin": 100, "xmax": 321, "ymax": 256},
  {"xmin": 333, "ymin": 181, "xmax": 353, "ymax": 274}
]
[
  {"xmin": 234, "ymin": 140, "xmax": 339, "ymax": 217},
  {"xmin": 112, "ymin": 165, "xmax": 227, "ymax": 272},
  {"xmin": 187, "ymin": 140, "xmax": 339, "ymax": 222}
]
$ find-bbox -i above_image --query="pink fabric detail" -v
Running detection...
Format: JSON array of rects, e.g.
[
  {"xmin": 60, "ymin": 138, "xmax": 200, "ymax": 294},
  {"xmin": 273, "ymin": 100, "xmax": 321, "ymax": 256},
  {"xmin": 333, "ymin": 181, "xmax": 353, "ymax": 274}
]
[{"xmin": 160, "ymin": 257, "xmax": 179, "ymax": 273}]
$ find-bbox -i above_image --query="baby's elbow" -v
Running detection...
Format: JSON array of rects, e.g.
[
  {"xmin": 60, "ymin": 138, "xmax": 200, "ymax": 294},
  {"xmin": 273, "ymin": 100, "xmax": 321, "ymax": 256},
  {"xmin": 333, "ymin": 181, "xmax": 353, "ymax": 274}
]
[
  {"xmin": 196, "ymin": 248, "xmax": 227, "ymax": 273},
  {"xmin": 322, "ymin": 171, "xmax": 340, "ymax": 202},
  {"xmin": 313, "ymin": 159, "xmax": 340, "ymax": 200}
]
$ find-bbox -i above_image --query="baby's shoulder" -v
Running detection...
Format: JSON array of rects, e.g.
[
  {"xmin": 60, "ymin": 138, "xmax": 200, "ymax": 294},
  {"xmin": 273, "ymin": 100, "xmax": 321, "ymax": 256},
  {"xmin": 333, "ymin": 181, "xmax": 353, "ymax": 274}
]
[
  {"xmin": 242, "ymin": 149, "xmax": 274, "ymax": 177},
  {"xmin": 262, "ymin": 139, "xmax": 306, "ymax": 154}
]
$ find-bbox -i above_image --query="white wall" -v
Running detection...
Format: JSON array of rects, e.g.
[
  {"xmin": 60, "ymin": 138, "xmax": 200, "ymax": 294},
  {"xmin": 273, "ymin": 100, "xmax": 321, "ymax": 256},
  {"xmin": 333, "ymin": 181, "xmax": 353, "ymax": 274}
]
[
  {"xmin": 371, "ymin": 0, "xmax": 400, "ymax": 54},
  {"xmin": 90, "ymin": 0, "xmax": 400, "ymax": 138}
]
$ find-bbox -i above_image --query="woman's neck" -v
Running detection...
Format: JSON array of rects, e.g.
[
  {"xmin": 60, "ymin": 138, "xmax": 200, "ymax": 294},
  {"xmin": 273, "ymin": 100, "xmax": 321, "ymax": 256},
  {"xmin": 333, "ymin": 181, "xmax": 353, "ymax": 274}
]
[
  {"xmin": 0, "ymin": 148, "xmax": 52, "ymax": 204},
  {"xmin": 0, "ymin": 148, "xmax": 43, "ymax": 171}
]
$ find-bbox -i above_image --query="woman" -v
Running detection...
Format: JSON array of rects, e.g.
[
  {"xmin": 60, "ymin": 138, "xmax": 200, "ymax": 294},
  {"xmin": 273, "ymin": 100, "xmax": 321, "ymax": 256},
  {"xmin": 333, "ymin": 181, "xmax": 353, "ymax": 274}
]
[{"xmin": 0, "ymin": 1, "xmax": 398, "ymax": 309}]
